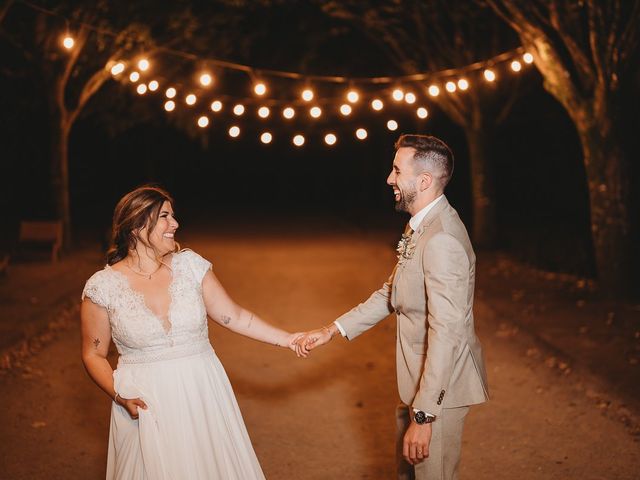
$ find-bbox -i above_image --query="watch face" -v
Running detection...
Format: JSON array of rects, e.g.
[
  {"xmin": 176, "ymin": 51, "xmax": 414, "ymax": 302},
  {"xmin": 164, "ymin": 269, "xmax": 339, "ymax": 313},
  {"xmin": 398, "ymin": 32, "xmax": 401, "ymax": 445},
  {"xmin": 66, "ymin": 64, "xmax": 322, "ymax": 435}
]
[{"xmin": 414, "ymin": 411, "xmax": 427, "ymax": 424}]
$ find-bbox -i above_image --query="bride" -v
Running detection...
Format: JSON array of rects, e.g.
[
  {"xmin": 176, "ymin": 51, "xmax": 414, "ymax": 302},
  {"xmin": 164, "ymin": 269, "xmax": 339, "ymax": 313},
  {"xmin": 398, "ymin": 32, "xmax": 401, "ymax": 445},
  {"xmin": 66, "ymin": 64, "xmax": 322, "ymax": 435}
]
[{"xmin": 81, "ymin": 185, "xmax": 305, "ymax": 479}]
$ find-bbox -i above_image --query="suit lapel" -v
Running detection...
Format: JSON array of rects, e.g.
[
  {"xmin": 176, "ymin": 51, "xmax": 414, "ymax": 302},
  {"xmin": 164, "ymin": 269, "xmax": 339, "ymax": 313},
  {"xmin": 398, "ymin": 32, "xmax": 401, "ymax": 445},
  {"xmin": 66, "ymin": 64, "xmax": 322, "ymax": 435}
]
[{"xmin": 413, "ymin": 195, "xmax": 449, "ymax": 239}]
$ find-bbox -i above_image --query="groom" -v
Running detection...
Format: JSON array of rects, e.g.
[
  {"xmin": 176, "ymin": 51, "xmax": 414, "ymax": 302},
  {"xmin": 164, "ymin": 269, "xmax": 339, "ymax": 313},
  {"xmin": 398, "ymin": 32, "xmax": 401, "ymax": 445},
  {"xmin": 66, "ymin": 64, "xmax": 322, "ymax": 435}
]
[{"xmin": 298, "ymin": 134, "xmax": 489, "ymax": 480}]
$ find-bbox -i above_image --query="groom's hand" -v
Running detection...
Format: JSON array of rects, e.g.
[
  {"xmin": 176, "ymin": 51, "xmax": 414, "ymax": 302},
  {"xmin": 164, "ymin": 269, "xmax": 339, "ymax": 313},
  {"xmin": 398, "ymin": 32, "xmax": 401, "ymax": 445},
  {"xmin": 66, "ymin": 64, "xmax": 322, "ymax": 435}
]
[
  {"xmin": 403, "ymin": 422, "xmax": 432, "ymax": 465},
  {"xmin": 295, "ymin": 324, "xmax": 338, "ymax": 356}
]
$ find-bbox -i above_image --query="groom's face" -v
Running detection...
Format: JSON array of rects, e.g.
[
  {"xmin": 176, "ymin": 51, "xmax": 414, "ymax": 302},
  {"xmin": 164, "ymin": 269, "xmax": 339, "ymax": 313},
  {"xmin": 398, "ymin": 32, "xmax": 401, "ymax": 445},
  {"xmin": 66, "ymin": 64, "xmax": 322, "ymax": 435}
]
[{"xmin": 387, "ymin": 147, "xmax": 418, "ymax": 214}]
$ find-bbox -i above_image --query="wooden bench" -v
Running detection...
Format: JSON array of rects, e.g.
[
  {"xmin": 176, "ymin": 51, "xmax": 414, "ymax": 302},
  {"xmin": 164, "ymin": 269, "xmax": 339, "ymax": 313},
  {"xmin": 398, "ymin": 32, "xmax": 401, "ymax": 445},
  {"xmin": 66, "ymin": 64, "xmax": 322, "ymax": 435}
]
[{"xmin": 18, "ymin": 220, "xmax": 63, "ymax": 262}]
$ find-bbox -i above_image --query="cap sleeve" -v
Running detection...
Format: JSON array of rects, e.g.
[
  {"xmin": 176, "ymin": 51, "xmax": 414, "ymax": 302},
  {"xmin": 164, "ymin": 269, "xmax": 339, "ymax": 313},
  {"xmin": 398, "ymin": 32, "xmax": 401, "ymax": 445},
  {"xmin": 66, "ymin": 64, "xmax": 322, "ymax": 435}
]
[
  {"xmin": 81, "ymin": 270, "xmax": 109, "ymax": 308},
  {"xmin": 180, "ymin": 250, "xmax": 212, "ymax": 284}
]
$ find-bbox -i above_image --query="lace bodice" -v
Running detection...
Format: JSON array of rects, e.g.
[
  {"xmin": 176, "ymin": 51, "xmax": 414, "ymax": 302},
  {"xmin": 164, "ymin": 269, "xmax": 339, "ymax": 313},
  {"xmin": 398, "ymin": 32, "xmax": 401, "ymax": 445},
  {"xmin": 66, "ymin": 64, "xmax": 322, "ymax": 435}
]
[{"xmin": 82, "ymin": 250, "xmax": 212, "ymax": 363}]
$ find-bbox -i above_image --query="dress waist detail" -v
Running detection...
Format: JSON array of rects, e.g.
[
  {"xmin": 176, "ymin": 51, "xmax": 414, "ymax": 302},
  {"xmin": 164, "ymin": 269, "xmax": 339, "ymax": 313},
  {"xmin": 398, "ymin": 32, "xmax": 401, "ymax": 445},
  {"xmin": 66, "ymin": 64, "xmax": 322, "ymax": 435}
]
[{"xmin": 118, "ymin": 339, "xmax": 212, "ymax": 365}]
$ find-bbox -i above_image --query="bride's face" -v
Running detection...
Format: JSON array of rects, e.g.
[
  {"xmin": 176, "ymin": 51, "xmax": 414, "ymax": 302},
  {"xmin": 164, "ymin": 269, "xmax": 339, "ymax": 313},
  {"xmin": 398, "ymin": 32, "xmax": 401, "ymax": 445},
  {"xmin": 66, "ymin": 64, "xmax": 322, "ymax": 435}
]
[{"xmin": 145, "ymin": 201, "xmax": 179, "ymax": 256}]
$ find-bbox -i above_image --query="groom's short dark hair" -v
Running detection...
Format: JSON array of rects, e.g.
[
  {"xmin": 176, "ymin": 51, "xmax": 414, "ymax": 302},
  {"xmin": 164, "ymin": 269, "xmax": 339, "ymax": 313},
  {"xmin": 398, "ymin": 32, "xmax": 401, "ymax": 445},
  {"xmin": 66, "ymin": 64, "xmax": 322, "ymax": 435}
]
[{"xmin": 395, "ymin": 134, "xmax": 454, "ymax": 187}]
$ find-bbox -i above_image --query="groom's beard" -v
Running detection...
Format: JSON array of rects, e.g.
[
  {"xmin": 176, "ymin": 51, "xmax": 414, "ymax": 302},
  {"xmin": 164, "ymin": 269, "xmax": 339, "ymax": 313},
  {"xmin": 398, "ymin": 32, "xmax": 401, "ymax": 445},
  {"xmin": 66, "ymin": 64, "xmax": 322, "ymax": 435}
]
[{"xmin": 394, "ymin": 187, "xmax": 417, "ymax": 213}]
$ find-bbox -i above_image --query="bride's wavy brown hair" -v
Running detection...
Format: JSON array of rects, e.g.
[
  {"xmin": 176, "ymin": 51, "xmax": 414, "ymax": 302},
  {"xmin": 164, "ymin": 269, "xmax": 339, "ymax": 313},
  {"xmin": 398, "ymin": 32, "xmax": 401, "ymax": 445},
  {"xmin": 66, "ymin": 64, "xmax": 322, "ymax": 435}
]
[{"xmin": 106, "ymin": 186, "xmax": 178, "ymax": 265}]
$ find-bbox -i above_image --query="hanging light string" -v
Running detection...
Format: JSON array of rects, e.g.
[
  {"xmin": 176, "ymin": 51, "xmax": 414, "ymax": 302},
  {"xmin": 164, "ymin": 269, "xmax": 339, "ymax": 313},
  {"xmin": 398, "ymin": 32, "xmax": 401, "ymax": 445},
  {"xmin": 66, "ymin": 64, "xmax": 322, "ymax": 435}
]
[{"xmin": 16, "ymin": 0, "xmax": 536, "ymax": 147}]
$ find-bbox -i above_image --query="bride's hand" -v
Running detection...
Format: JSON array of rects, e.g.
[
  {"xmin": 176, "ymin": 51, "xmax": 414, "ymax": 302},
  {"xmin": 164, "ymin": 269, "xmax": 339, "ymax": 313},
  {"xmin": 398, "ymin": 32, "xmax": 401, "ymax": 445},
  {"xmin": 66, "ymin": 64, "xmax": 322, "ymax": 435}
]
[
  {"xmin": 116, "ymin": 395, "xmax": 148, "ymax": 419},
  {"xmin": 287, "ymin": 332, "xmax": 309, "ymax": 358}
]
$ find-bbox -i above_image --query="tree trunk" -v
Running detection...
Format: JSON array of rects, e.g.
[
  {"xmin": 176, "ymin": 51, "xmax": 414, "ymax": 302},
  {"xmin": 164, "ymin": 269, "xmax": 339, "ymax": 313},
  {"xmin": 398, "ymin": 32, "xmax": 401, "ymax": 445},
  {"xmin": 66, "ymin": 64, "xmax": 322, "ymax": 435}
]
[
  {"xmin": 465, "ymin": 126, "xmax": 497, "ymax": 248},
  {"xmin": 572, "ymin": 106, "xmax": 632, "ymax": 296},
  {"xmin": 50, "ymin": 113, "xmax": 72, "ymax": 249}
]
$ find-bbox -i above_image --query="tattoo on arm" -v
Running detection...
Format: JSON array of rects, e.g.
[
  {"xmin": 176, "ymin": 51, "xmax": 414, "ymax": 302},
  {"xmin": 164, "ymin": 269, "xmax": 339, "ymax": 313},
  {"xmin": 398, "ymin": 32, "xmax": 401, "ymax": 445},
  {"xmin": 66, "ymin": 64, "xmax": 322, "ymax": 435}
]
[
  {"xmin": 93, "ymin": 338, "xmax": 101, "ymax": 349},
  {"xmin": 221, "ymin": 315, "xmax": 232, "ymax": 325}
]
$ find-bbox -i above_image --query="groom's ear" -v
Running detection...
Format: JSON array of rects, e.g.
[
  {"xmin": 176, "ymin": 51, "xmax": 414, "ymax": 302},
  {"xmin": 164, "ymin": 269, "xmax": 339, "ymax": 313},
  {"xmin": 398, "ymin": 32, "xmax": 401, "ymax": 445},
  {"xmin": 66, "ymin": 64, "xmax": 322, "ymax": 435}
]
[{"xmin": 418, "ymin": 172, "xmax": 433, "ymax": 191}]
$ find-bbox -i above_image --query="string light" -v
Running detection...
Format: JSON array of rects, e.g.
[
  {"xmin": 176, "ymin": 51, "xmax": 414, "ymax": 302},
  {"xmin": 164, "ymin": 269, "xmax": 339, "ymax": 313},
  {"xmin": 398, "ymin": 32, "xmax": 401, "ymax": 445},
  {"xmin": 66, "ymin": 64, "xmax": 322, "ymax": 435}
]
[
  {"xmin": 483, "ymin": 69, "xmax": 496, "ymax": 82},
  {"xmin": 33, "ymin": 9, "xmax": 537, "ymax": 148},
  {"xmin": 137, "ymin": 59, "xmax": 150, "ymax": 71},
  {"xmin": 199, "ymin": 73, "xmax": 213, "ymax": 87},
  {"xmin": 347, "ymin": 90, "xmax": 359, "ymax": 103},
  {"xmin": 293, "ymin": 134, "xmax": 305, "ymax": 146},
  {"xmin": 229, "ymin": 126, "xmax": 240, "ymax": 138},
  {"xmin": 260, "ymin": 132, "xmax": 272, "ymax": 144},
  {"xmin": 110, "ymin": 62, "xmax": 125, "ymax": 76},
  {"xmin": 197, "ymin": 116, "xmax": 209, "ymax": 128},
  {"xmin": 324, "ymin": 133, "xmax": 337, "ymax": 145},
  {"xmin": 254, "ymin": 82, "xmax": 267, "ymax": 95},
  {"xmin": 62, "ymin": 35, "xmax": 74, "ymax": 50}
]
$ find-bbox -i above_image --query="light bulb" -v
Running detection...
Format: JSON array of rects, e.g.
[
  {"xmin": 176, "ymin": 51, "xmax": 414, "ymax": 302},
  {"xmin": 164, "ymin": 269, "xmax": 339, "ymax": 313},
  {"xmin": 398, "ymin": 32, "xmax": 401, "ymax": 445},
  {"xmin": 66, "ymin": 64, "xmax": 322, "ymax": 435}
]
[
  {"xmin": 258, "ymin": 106, "xmax": 270, "ymax": 118},
  {"xmin": 164, "ymin": 100, "xmax": 175, "ymax": 112},
  {"xmin": 233, "ymin": 104, "xmax": 245, "ymax": 116},
  {"xmin": 371, "ymin": 99, "xmax": 384, "ymax": 111},
  {"xmin": 148, "ymin": 80, "xmax": 159, "ymax": 91},
  {"xmin": 110, "ymin": 63, "xmax": 125, "ymax": 76},
  {"xmin": 392, "ymin": 89, "xmax": 404, "ymax": 101},
  {"xmin": 62, "ymin": 36, "xmax": 74, "ymax": 50},
  {"xmin": 165, "ymin": 87, "xmax": 177, "ymax": 98},
  {"xmin": 428, "ymin": 85, "xmax": 440, "ymax": 97},
  {"xmin": 457, "ymin": 79, "xmax": 469, "ymax": 91},
  {"xmin": 445, "ymin": 81, "xmax": 457, "ymax": 93},
  {"xmin": 511, "ymin": 60, "xmax": 522, "ymax": 72},
  {"xmin": 301, "ymin": 89, "xmax": 314, "ymax": 101},
  {"xmin": 197, "ymin": 116, "xmax": 209, "ymax": 128},
  {"xmin": 310, "ymin": 106, "xmax": 322, "ymax": 118},
  {"xmin": 483, "ymin": 69, "xmax": 496, "ymax": 82},
  {"xmin": 356, "ymin": 128, "xmax": 368, "ymax": 140},
  {"xmin": 347, "ymin": 90, "xmax": 359, "ymax": 103},
  {"xmin": 185, "ymin": 94, "xmax": 197, "ymax": 105},
  {"xmin": 283, "ymin": 107, "xmax": 295, "ymax": 119},
  {"xmin": 229, "ymin": 126, "xmax": 240, "ymax": 138},
  {"xmin": 210, "ymin": 100, "xmax": 223, "ymax": 112},
  {"xmin": 254, "ymin": 83, "xmax": 267, "ymax": 95},
  {"xmin": 293, "ymin": 135, "xmax": 305, "ymax": 146},
  {"xmin": 387, "ymin": 120, "xmax": 398, "ymax": 131},
  {"xmin": 260, "ymin": 132, "xmax": 272, "ymax": 144},
  {"xmin": 137, "ymin": 59, "xmax": 150, "ymax": 71},
  {"xmin": 324, "ymin": 133, "xmax": 337, "ymax": 145},
  {"xmin": 417, "ymin": 107, "xmax": 428, "ymax": 119},
  {"xmin": 199, "ymin": 73, "xmax": 213, "ymax": 87},
  {"xmin": 340, "ymin": 104, "xmax": 352, "ymax": 116}
]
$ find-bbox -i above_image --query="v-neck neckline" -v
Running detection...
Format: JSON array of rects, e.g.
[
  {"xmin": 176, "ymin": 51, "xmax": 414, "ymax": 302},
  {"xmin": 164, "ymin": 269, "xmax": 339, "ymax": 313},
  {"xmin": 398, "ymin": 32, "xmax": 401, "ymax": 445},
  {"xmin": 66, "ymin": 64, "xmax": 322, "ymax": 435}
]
[{"xmin": 107, "ymin": 253, "xmax": 177, "ymax": 334}]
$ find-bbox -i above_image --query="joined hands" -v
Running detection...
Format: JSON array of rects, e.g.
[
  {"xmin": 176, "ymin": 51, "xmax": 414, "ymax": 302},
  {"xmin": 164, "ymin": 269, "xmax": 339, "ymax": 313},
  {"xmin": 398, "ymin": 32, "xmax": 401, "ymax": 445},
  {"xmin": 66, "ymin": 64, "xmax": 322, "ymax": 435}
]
[{"xmin": 289, "ymin": 324, "xmax": 338, "ymax": 358}]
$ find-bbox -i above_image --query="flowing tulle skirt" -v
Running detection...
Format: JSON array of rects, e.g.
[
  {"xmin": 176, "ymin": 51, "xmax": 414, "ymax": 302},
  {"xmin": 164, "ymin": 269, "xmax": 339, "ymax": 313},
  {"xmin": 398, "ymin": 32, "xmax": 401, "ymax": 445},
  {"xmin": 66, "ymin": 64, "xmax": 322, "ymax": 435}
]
[{"xmin": 106, "ymin": 344, "xmax": 265, "ymax": 480}]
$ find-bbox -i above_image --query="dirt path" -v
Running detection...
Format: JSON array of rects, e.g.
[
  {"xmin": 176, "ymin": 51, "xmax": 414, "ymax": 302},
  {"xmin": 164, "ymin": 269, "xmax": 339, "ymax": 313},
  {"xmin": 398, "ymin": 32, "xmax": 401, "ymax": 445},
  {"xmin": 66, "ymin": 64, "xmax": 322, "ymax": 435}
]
[{"xmin": 0, "ymin": 230, "xmax": 638, "ymax": 479}]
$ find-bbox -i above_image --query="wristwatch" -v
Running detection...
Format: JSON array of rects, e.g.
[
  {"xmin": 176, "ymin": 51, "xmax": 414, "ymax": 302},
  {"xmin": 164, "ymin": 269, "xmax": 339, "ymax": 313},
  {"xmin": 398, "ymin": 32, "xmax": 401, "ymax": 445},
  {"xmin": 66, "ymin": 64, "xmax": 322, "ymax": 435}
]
[{"xmin": 414, "ymin": 410, "xmax": 436, "ymax": 425}]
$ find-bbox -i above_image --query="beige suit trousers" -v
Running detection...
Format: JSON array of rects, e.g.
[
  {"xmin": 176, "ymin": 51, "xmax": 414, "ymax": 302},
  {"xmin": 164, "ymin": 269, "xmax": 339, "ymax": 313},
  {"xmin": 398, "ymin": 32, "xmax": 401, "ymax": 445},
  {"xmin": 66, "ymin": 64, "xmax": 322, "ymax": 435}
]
[{"xmin": 396, "ymin": 404, "xmax": 469, "ymax": 480}]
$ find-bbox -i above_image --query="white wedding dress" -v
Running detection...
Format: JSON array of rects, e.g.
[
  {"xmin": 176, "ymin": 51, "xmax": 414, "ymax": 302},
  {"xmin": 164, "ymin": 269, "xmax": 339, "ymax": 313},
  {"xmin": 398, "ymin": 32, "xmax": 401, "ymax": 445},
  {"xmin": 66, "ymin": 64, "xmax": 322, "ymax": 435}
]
[{"xmin": 82, "ymin": 250, "xmax": 266, "ymax": 480}]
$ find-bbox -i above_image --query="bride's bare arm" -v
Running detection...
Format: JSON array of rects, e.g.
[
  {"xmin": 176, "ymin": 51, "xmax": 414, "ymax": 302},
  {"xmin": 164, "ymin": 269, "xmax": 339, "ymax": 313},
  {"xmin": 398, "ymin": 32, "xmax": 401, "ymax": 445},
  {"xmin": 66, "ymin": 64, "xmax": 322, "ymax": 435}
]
[
  {"xmin": 201, "ymin": 270, "xmax": 306, "ymax": 356},
  {"xmin": 80, "ymin": 299, "xmax": 147, "ymax": 417}
]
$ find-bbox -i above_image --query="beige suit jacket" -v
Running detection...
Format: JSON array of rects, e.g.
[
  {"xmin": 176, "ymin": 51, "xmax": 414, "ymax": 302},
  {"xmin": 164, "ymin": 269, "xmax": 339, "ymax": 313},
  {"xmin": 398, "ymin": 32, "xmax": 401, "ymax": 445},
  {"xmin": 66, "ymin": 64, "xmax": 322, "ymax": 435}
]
[{"xmin": 337, "ymin": 196, "xmax": 489, "ymax": 416}]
